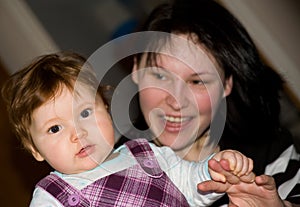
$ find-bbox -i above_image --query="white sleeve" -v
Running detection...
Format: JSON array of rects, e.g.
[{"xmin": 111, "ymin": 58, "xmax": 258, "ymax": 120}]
[
  {"xmin": 150, "ymin": 144, "xmax": 224, "ymax": 206},
  {"xmin": 29, "ymin": 187, "xmax": 63, "ymax": 207}
]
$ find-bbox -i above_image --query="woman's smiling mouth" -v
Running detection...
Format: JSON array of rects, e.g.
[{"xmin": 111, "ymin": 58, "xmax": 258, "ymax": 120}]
[{"xmin": 161, "ymin": 115, "xmax": 193, "ymax": 132}]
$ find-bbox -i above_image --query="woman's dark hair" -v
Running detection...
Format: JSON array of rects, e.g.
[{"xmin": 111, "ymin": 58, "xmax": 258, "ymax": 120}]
[{"xmin": 134, "ymin": 0, "xmax": 284, "ymax": 140}]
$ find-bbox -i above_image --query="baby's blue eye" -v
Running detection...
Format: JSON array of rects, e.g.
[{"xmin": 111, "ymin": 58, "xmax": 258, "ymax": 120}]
[
  {"xmin": 48, "ymin": 125, "xmax": 62, "ymax": 134},
  {"xmin": 80, "ymin": 109, "xmax": 92, "ymax": 118}
]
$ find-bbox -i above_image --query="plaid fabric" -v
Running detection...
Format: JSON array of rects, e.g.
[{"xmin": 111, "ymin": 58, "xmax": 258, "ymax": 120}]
[{"xmin": 36, "ymin": 138, "xmax": 189, "ymax": 206}]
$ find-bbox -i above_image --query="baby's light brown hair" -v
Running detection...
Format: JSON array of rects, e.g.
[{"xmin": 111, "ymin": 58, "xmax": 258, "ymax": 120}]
[{"xmin": 1, "ymin": 51, "xmax": 109, "ymax": 153}]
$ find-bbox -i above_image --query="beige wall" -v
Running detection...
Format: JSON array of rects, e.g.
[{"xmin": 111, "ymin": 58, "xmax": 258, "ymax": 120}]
[
  {"xmin": 0, "ymin": 0, "xmax": 59, "ymax": 74},
  {"xmin": 221, "ymin": 0, "xmax": 300, "ymax": 106}
]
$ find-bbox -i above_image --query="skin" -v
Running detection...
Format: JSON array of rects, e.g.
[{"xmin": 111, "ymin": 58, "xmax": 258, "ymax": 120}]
[
  {"xmin": 27, "ymin": 80, "xmax": 252, "ymax": 183},
  {"xmin": 198, "ymin": 160, "xmax": 294, "ymax": 207},
  {"xmin": 209, "ymin": 150, "xmax": 254, "ymax": 183},
  {"xmin": 132, "ymin": 35, "xmax": 232, "ymax": 161},
  {"xmin": 29, "ymin": 84, "xmax": 115, "ymax": 174},
  {"xmin": 132, "ymin": 33, "xmax": 294, "ymax": 206}
]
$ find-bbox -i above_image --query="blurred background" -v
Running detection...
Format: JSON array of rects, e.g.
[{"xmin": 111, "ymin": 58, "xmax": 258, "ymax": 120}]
[{"xmin": 0, "ymin": 0, "xmax": 299, "ymax": 206}]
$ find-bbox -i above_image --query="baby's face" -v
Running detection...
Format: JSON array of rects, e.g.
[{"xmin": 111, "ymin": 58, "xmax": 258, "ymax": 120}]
[{"xmin": 29, "ymin": 83, "xmax": 114, "ymax": 174}]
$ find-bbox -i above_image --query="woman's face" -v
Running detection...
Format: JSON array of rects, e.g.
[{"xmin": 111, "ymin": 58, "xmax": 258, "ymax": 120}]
[{"xmin": 132, "ymin": 35, "xmax": 232, "ymax": 155}]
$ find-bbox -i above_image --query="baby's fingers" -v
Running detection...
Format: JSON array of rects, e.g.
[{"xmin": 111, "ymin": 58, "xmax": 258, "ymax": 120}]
[
  {"xmin": 208, "ymin": 159, "xmax": 227, "ymax": 182},
  {"xmin": 218, "ymin": 150, "xmax": 240, "ymax": 173},
  {"xmin": 220, "ymin": 150, "xmax": 253, "ymax": 177},
  {"xmin": 208, "ymin": 159, "xmax": 240, "ymax": 184},
  {"xmin": 245, "ymin": 158, "xmax": 253, "ymax": 176},
  {"xmin": 235, "ymin": 156, "xmax": 253, "ymax": 177}
]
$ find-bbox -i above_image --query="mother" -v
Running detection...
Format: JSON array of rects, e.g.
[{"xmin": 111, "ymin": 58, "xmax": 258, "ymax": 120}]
[{"xmin": 116, "ymin": 0, "xmax": 299, "ymax": 206}]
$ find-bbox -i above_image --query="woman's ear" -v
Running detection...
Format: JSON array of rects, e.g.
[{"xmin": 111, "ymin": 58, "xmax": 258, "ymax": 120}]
[
  {"xmin": 131, "ymin": 57, "xmax": 139, "ymax": 84},
  {"xmin": 223, "ymin": 75, "xmax": 233, "ymax": 97}
]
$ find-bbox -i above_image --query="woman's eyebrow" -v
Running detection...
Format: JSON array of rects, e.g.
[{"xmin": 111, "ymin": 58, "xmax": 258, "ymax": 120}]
[
  {"xmin": 191, "ymin": 68, "xmax": 218, "ymax": 76},
  {"xmin": 191, "ymin": 71, "xmax": 213, "ymax": 76}
]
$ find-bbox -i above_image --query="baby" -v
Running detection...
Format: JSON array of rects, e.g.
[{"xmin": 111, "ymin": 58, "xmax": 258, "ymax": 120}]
[{"xmin": 2, "ymin": 51, "xmax": 254, "ymax": 206}]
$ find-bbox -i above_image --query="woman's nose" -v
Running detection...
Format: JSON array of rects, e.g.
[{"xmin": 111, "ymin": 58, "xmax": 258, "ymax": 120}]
[{"xmin": 165, "ymin": 84, "xmax": 189, "ymax": 110}]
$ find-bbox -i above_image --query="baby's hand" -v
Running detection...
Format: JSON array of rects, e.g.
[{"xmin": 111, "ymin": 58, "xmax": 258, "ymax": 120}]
[{"xmin": 208, "ymin": 150, "xmax": 254, "ymax": 184}]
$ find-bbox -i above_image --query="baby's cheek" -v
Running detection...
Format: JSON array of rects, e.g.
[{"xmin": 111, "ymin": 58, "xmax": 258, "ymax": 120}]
[{"xmin": 96, "ymin": 119, "xmax": 114, "ymax": 145}]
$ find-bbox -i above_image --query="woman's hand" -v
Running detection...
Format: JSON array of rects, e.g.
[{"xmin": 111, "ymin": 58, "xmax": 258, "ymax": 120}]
[{"xmin": 199, "ymin": 159, "xmax": 287, "ymax": 207}]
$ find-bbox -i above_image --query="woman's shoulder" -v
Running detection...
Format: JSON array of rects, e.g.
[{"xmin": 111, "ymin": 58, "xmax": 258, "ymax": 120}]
[
  {"xmin": 220, "ymin": 127, "xmax": 294, "ymax": 174},
  {"xmin": 267, "ymin": 128, "xmax": 295, "ymax": 160},
  {"xmin": 265, "ymin": 144, "xmax": 299, "ymax": 175},
  {"xmin": 267, "ymin": 144, "xmax": 300, "ymax": 203}
]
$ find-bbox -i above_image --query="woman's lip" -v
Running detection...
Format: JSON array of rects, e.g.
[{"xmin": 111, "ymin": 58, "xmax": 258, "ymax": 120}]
[
  {"xmin": 164, "ymin": 115, "xmax": 191, "ymax": 123},
  {"xmin": 159, "ymin": 114, "xmax": 193, "ymax": 122},
  {"xmin": 160, "ymin": 115, "xmax": 193, "ymax": 132},
  {"xmin": 76, "ymin": 145, "xmax": 95, "ymax": 158}
]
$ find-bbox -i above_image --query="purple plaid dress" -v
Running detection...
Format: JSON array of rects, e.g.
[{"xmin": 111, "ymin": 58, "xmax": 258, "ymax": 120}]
[{"xmin": 36, "ymin": 139, "xmax": 189, "ymax": 206}]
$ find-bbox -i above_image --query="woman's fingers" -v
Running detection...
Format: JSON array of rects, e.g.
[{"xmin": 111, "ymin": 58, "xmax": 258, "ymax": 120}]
[
  {"xmin": 240, "ymin": 172, "xmax": 256, "ymax": 183},
  {"xmin": 197, "ymin": 180, "xmax": 230, "ymax": 193}
]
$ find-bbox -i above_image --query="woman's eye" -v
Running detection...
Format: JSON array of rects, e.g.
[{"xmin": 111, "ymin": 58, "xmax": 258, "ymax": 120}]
[
  {"xmin": 80, "ymin": 108, "xmax": 92, "ymax": 118},
  {"xmin": 190, "ymin": 79, "xmax": 205, "ymax": 85},
  {"xmin": 48, "ymin": 125, "xmax": 62, "ymax": 134},
  {"xmin": 152, "ymin": 72, "xmax": 166, "ymax": 80}
]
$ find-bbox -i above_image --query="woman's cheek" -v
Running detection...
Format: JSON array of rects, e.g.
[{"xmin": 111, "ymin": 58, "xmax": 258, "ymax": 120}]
[
  {"xmin": 139, "ymin": 89, "xmax": 161, "ymax": 113},
  {"xmin": 194, "ymin": 93, "xmax": 213, "ymax": 115},
  {"xmin": 195, "ymin": 86, "xmax": 224, "ymax": 115}
]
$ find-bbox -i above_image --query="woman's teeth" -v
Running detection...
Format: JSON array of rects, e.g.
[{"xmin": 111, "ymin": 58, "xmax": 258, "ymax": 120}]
[{"xmin": 164, "ymin": 116, "xmax": 187, "ymax": 123}]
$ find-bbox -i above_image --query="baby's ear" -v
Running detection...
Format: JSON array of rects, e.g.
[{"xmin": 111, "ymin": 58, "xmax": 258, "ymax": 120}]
[
  {"xmin": 26, "ymin": 144, "xmax": 44, "ymax": 161},
  {"xmin": 31, "ymin": 150, "xmax": 44, "ymax": 162}
]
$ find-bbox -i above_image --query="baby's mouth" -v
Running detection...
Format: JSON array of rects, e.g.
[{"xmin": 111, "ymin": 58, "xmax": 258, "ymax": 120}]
[{"xmin": 76, "ymin": 145, "xmax": 95, "ymax": 157}]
